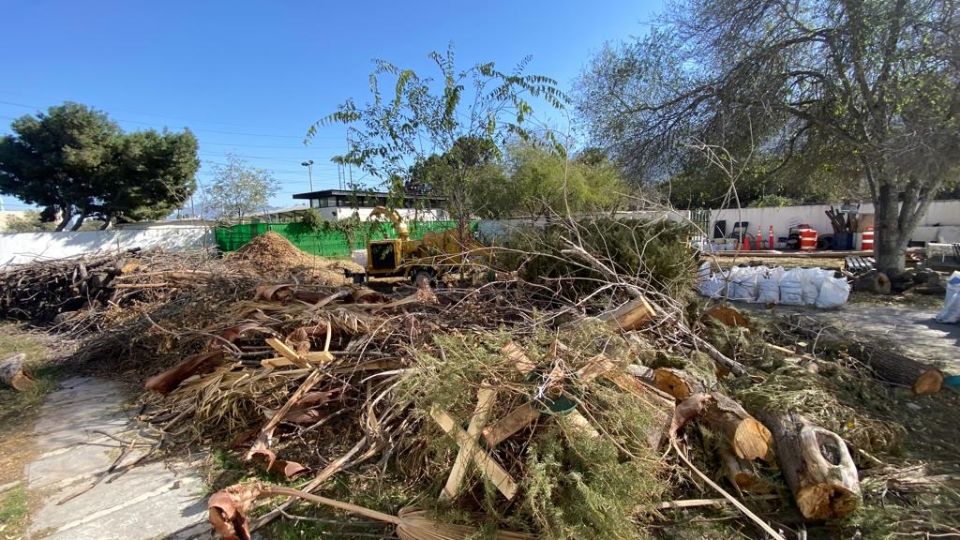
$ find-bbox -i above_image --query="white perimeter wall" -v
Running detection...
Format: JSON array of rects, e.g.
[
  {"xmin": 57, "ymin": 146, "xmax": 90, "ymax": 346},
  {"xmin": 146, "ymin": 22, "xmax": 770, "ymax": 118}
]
[
  {"xmin": 708, "ymin": 200, "xmax": 960, "ymax": 242},
  {"xmin": 478, "ymin": 210, "xmax": 689, "ymax": 241},
  {"xmin": 0, "ymin": 226, "xmax": 213, "ymax": 268}
]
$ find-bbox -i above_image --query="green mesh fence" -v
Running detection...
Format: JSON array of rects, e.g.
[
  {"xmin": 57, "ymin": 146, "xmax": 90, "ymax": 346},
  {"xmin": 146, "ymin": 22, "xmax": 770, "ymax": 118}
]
[{"xmin": 214, "ymin": 221, "xmax": 465, "ymax": 258}]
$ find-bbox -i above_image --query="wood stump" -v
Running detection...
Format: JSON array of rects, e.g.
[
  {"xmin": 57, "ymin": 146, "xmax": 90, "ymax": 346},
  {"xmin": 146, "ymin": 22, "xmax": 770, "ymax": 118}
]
[
  {"xmin": 0, "ymin": 353, "xmax": 36, "ymax": 391},
  {"xmin": 851, "ymin": 271, "xmax": 891, "ymax": 295},
  {"xmin": 759, "ymin": 412, "xmax": 860, "ymax": 520}
]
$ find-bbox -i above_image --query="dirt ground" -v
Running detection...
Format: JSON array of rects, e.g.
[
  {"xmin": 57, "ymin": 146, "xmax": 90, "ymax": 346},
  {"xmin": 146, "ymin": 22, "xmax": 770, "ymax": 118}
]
[{"xmin": 713, "ymin": 254, "xmax": 848, "ymax": 270}]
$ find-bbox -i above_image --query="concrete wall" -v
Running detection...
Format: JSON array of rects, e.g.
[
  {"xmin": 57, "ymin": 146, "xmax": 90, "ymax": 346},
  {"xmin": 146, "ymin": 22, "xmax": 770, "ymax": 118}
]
[
  {"xmin": 0, "ymin": 226, "xmax": 213, "ymax": 267},
  {"xmin": 477, "ymin": 210, "xmax": 690, "ymax": 241},
  {"xmin": 708, "ymin": 200, "xmax": 960, "ymax": 242}
]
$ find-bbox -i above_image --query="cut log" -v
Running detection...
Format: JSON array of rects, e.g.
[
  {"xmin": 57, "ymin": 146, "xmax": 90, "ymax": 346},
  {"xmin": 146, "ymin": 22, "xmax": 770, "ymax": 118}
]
[
  {"xmin": 717, "ymin": 441, "xmax": 773, "ymax": 494},
  {"xmin": 600, "ymin": 297, "xmax": 657, "ymax": 331},
  {"xmin": 758, "ymin": 411, "xmax": 860, "ymax": 520},
  {"xmin": 788, "ymin": 317, "xmax": 944, "ymax": 394},
  {"xmin": 704, "ymin": 393, "xmax": 773, "ymax": 462},
  {"xmin": 851, "ymin": 271, "xmax": 891, "ymax": 295},
  {"xmin": 0, "ymin": 353, "xmax": 37, "ymax": 391},
  {"xmin": 704, "ymin": 304, "xmax": 750, "ymax": 328},
  {"xmin": 652, "ymin": 367, "xmax": 704, "ymax": 401},
  {"xmin": 651, "ymin": 369, "xmax": 772, "ymax": 462}
]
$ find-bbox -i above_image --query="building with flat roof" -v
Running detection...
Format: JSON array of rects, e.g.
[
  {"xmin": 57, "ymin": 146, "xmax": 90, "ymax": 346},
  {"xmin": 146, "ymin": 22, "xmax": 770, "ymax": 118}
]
[{"xmin": 291, "ymin": 189, "xmax": 448, "ymax": 221}]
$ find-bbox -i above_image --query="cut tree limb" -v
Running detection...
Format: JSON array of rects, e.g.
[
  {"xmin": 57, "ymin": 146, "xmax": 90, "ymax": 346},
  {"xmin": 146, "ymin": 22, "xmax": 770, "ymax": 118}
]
[
  {"xmin": 788, "ymin": 316, "xmax": 943, "ymax": 394},
  {"xmin": 599, "ymin": 297, "xmax": 657, "ymax": 331},
  {"xmin": 651, "ymin": 368, "xmax": 773, "ymax": 462},
  {"xmin": 717, "ymin": 440, "xmax": 773, "ymax": 494},
  {"xmin": 0, "ymin": 353, "xmax": 36, "ymax": 391},
  {"xmin": 758, "ymin": 411, "xmax": 860, "ymax": 520},
  {"xmin": 851, "ymin": 271, "xmax": 891, "ymax": 295}
]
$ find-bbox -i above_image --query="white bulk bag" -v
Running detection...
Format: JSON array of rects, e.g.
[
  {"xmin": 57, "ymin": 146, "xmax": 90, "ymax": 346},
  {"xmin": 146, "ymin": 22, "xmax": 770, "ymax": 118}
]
[
  {"xmin": 815, "ymin": 276, "xmax": 850, "ymax": 308},
  {"xmin": 935, "ymin": 271, "xmax": 960, "ymax": 323},
  {"xmin": 756, "ymin": 266, "xmax": 784, "ymax": 304}
]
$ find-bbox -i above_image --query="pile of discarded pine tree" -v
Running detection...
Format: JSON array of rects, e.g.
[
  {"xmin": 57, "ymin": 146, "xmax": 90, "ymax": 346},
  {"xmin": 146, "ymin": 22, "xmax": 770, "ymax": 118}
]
[{"xmin": 3, "ymin": 220, "xmax": 957, "ymax": 539}]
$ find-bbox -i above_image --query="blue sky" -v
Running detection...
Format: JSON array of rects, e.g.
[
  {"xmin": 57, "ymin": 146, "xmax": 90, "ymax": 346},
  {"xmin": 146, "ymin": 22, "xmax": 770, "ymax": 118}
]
[{"xmin": 0, "ymin": 0, "xmax": 661, "ymax": 212}]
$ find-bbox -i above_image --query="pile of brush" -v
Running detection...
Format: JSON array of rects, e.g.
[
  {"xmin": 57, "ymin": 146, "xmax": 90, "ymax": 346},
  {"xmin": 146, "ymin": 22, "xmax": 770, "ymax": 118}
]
[{"xmin": 8, "ymin": 218, "xmax": 957, "ymax": 539}]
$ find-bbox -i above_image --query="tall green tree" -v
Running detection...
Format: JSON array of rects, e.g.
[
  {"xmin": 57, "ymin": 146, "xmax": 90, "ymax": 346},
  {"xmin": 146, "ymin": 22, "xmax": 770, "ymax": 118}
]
[
  {"xmin": 204, "ymin": 154, "xmax": 280, "ymax": 223},
  {"xmin": 311, "ymin": 45, "xmax": 567, "ymax": 237},
  {"xmin": 578, "ymin": 0, "xmax": 960, "ymax": 274},
  {"xmin": 0, "ymin": 102, "xmax": 199, "ymax": 230},
  {"xmin": 95, "ymin": 129, "xmax": 200, "ymax": 228},
  {"xmin": 478, "ymin": 144, "xmax": 629, "ymax": 218}
]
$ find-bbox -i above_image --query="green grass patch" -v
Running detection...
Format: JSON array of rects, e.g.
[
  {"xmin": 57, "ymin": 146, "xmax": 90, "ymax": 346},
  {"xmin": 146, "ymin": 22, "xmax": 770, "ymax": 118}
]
[
  {"xmin": 0, "ymin": 324, "xmax": 60, "ymax": 436},
  {"xmin": 0, "ymin": 485, "xmax": 29, "ymax": 536}
]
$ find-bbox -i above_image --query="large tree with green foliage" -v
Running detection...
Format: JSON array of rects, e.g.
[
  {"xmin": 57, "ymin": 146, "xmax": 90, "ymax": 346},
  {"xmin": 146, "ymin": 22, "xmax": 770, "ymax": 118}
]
[
  {"xmin": 204, "ymin": 154, "xmax": 280, "ymax": 223},
  {"xmin": 477, "ymin": 143, "xmax": 629, "ymax": 218},
  {"xmin": 578, "ymin": 0, "xmax": 960, "ymax": 274},
  {"xmin": 311, "ymin": 46, "xmax": 567, "ymax": 236},
  {"xmin": 0, "ymin": 102, "xmax": 199, "ymax": 230}
]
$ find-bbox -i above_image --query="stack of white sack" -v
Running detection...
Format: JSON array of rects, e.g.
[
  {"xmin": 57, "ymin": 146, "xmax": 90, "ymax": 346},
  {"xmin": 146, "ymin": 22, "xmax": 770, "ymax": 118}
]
[
  {"xmin": 935, "ymin": 271, "xmax": 960, "ymax": 323},
  {"xmin": 697, "ymin": 262, "xmax": 850, "ymax": 308}
]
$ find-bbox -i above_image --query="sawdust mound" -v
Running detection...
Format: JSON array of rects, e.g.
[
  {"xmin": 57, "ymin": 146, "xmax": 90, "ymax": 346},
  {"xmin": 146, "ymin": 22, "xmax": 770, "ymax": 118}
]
[{"xmin": 228, "ymin": 232, "xmax": 361, "ymax": 285}]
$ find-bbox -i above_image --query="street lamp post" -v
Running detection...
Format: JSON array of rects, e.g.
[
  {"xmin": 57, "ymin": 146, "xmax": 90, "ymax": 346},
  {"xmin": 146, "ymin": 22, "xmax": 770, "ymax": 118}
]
[{"xmin": 301, "ymin": 160, "xmax": 314, "ymax": 192}]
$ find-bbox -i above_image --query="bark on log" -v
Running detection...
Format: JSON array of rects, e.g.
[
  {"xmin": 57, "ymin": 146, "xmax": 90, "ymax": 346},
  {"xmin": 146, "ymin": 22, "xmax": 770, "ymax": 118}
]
[
  {"xmin": 789, "ymin": 317, "xmax": 943, "ymax": 394},
  {"xmin": 758, "ymin": 411, "xmax": 860, "ymax": 520},
  {"xmin": 851, "ymin": 271, "xmax": 891, "ymax": 295},
  {"xmin": 650, "ymin": 369, "xmax": 772, "ymax": 461},
  {"xmin": 0, "ymin": 353, "xmax": 37, "ymax": 391},
  {"xmin": 717, "ymin": 441, "xmax": 773, "ymax": 494},
  {"xmin": 705, "ymin": 393, "xmax": 773, "ymax": 462}
]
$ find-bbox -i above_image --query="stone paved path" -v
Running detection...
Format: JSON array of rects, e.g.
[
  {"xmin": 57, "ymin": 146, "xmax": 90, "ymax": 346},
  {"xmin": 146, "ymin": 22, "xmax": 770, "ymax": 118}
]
[{"xmin": 24, "ymin": 378, "xmax": 208, "ymax": 540}]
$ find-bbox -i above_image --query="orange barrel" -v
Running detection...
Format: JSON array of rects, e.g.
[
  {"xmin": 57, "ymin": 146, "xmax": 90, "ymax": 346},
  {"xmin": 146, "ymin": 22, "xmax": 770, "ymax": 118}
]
[
  {"xmin": 862, "ymin": 227, "xmax": 874, "ymax": 251},
  {"xmin": 799, "ymin": 228, "xmax": 818, "ymax": 251}
]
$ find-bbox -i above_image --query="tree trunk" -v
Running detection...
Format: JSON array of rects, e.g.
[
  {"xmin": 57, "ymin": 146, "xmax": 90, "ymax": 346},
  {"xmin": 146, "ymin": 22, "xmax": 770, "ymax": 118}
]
[
  {"xmin": 788, "ymin": 316, "xmax": 943, "ymax": 394},
  {"xmin": 54, "ymin": 206, "xmax": 72, "ymax": 232},
  {"xmin": 874, "ymin": 183, "xmax": 906, "ymax": 276},
  {"xmin": 70, "ymin": 212, "xmax": 87, "ymax": 231},
  {"xmin": 100, "ymin": 216, "xmax": 115, "ymax": 230},
  {"xmin": 757, "ymin": 411, "xmax": 860, "ymax": 521}
]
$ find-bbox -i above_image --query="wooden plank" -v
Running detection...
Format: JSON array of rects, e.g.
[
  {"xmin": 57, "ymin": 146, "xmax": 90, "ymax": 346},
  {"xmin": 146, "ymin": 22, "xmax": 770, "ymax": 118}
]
[
  {"xmin": 576, "ymin": 354, "xmax": 618, "ymax": 383},
  {"xmin": 502, "ymin": 342, "xmax": 536, "ymax": 375},
  {"xmin": 441, "ymin": 386, "xmax": 497, "ymax": 501},
  {"xmin": 430, "ymin": 407, "xmax": 518, "ymax": 500},
  {"xmin": 265, "ymin": 338, "xmax": 310, "ymax": 368},
  {"xmin": 482, "ymin": 403, "xmax": 540, "ymax": 446}
]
